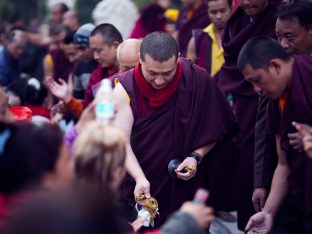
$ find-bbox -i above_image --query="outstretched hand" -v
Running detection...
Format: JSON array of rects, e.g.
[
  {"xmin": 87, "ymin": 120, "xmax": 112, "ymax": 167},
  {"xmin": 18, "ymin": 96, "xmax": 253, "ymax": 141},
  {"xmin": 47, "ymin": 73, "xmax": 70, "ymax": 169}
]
[
  {"xmin": 245, "ymin": 211, "xmax": 273, "ymax": 234},
  {"xmin": 45, "ymin": 76, "xmax": 71, "ymax": 103}
]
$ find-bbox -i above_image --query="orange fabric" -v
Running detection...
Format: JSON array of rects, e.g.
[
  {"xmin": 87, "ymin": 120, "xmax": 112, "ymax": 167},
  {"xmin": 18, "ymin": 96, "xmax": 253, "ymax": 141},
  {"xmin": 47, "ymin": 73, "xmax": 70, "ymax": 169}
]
[
  {"xmin": 279, "ymin": 92, "xmax": 287, "ymax": 113},
  {"xmin": 65, "ymin": 97, "xmax": 83, "ymax": 118}
]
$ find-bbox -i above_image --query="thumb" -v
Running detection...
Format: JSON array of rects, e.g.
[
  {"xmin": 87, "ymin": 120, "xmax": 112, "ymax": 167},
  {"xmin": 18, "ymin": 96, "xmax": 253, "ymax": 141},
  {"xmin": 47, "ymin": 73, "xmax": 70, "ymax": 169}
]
[
  {"xmin": 144, "ymin": 189, "xmax": 151, "ymax": 199},
  {"xmin": 245, "ymin": 218, "xmax": 254, "ymax": 232},
  {"xmin": 176, "ymin": 162, "xmax": 185, "ymax": 172}
]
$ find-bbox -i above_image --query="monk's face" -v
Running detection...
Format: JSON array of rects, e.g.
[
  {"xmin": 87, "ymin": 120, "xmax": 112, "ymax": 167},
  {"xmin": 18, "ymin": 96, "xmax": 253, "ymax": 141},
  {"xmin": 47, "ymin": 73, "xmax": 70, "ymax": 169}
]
[
  {"xmin": 140, "ymin": 54, "xmax": 177, "ymax": 90},
  {"xmin": 238, "ymin": 0, "xmax": 268, "ymax": 17},
  {"xmin": 208, "ymin": 0, "xmax": 232, "ymax": 32},
  {"xmin": 89, "ymin": 34, "xmax": 118, "ymax": 68},
  {"xmin": 276, "ymin": 18, "xmax": 312, "ymax": 55},
  {"xmin": 242, "ymin": 62, "xmax": 289, "ymax": 100}
]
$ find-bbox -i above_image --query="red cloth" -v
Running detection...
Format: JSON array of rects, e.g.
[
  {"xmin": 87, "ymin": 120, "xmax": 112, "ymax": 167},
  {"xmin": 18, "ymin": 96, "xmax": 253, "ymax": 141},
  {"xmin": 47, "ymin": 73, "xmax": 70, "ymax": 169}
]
[
  {"xmin": 82, "ymin": 65, "xmax": 118, "ymax": 108},
  {"xmin": 133, "ymin": 62, "xmax": 182, "ymax": 108},
  {"xmin": 9, "ymin": 106, "xmax": 32, "ymax": 122},
  {"xmin": 26, "ymin": 105, "xmax": 50, "ymax": 119}
]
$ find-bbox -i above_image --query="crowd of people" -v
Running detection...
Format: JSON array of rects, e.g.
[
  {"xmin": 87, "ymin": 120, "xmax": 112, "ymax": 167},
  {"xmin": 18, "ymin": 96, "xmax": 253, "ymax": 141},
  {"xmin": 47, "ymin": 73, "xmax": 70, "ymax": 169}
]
[{"xmin": 0, "ymin": 0, "xmax": 312, "ymax": 233}]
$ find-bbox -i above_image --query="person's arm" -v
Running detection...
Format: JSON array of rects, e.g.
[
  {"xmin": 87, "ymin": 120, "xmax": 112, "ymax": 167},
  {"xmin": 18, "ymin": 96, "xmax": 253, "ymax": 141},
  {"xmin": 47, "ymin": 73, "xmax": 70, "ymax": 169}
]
[
  {"xmin": 186, "ymin": 37, "xmax": 196, "ymax": 62},
  {"xmin": 245, "ymin": 135, "xmax": 290, "ymax": 233},
  {"xmin": 176, "ymin": 143, "xmax": 216, "ymax": 181},
  {"xmin": 160, "ymin": 201, "xmax": 214, "ymax": 234},
  {"xmin": 253, "ymin": 96, "xmax": 277, "ymax": 212},
  {"xmin": 113, "ymin": 83, "xmax": 150, "ymax": 197}
]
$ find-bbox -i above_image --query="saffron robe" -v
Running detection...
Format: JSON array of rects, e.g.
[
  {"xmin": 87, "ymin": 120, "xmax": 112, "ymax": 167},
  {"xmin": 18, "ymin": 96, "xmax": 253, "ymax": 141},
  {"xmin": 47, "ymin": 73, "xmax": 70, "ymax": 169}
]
[
  {"xmin": 214, "ymin": 0, "xmax": 282, "ymax": 229},
  {"xmin": 268, "ymin": 56, "xmax": 312, "ymax": 234},
  {"xmin": 175, "ymin": 4, "xmax": 210, "ymax": 57},
  {"xmin": 118, "ymin": 58, "xmax": 238, "ymax": 225}
]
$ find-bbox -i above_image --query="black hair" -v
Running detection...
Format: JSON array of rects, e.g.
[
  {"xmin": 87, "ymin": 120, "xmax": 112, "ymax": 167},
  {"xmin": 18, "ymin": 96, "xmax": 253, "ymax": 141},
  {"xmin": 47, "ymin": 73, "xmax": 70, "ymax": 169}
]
[
  {"xmin": 140, "ymin": 31, "xmax": 179, "ymax": 62},
  {"xmin": 0, "ymin": 123, "xmax": 63, "ymax": 195},
  {"xmin": 277, "ymin": 0, "xmax": 312, "ymax": 30},
  {"xmin": 238, "ymin": 37, "xmax": 291, "ymax": 71},
  {"xmin": 56, "ymin": 2, "xmax": 69, "ymax": 14},
  {"xmin": 90, "ymin": 23, "xmax": 123, "ymax": 45},
  {"xmin": 5, "ymin": 26, "xmax": 27, "ymax": 42},
  {"xmin": 64, "ymin": 31, "xmax": 75, "ymax": 44},
  {"xmin": 207, "ymin": 0, "xmax": 232, "ymax": 8},
  {"xmin": 6, "ymin": 78, "xmax": 47, "ymax": 106}
]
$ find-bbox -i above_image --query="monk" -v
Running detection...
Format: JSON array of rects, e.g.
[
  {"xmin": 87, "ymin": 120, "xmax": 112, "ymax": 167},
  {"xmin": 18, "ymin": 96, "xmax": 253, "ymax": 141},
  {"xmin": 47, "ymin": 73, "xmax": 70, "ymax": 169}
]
[
  {"xmin": 112, "ymin": 32, "xmax": 238, "ymax": 225},
  {"xmin": 46, "ymin": 23, "xmax": 122, "ymax": 118},
  {"xmin": 214, "ymin": 0, "xmax": 282, "ymax": 229},
  {"xmin": 238, "ymin": 37, "xmax": 312, "ymax": 234},
  {"xmin": 187, "ymin": 0, "xmax": 232, "ymax": 76},
  {"xmin": 175, "ymin": 0, "xmax": 210, "ymax": 57},
  {"xmin": 252, "ymin": 2, "xmax": 312, "ymax": 233}
]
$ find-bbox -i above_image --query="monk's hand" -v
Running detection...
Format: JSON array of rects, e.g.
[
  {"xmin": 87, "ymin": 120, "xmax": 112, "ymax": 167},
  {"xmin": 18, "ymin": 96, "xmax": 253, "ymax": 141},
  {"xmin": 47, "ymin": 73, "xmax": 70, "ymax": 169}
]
[
  {"xmin": 252, "ymin": 187, "xmax": 267, "ymax": 212},
  {"xmin": 134, "ymin": 177, "xmax": 151, "ymax": 199},
  {"xmin": 293, "ymin": 122, "xmax": 312, "ymax": 158},
  {"xmin": 175, "ymin": 157, "xmax": 197, "ymax": 180},
  {"xmin": 288, "ymin": 132, "xmax": 303, "ymax": 152},
  {"xmin": 245, "ymin": 211, "xmax": 273, "ymax": 234}
]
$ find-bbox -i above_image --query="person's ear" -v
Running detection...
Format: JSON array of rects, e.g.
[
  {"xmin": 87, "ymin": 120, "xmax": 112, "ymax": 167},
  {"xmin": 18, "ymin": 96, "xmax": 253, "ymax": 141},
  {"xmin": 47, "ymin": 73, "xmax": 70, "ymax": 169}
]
[
  {"xmin": 139, "ymin": 52, "xmax": 143, "ymax": 65},
  {"xmin": 269, "ymin": 58, "xmax": 282, "ymax": 75},
  {"xmin": 112, "ymin": 41, "xmax": 120, "ymax": 49}
]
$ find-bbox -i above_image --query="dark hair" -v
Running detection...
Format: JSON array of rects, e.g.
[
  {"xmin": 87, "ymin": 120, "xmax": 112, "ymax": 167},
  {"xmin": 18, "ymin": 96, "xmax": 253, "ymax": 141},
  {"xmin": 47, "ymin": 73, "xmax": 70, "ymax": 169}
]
[
  {"xmin": 207, "ymin": 0, "xmax": 232, "ymax": 8},
  {"xmin": 277, "ymin": 0, "xmax": 312, "ymax": 30},
  {"xmin": 64, "ymin": 31, "xmax": 75, "ymax": 44},
  {"xmin": 4, "ymin": 188, "xmax": 122, "ymax": 234},
  {"xmin": 0, "ymin": 123, "xmax": 63, "ymax": 195},
  {"xmin": 90, "ymin": 23, "xmax": 123, "ymax": 45},
  {"xmin": 140, "ymin": 31, "xmax": 179, "ymax": 62},
  {"xmin": 56, "ymin": 2, "xmax": 69, "ymax": 14},
  {"xmin": 6, "ymin": 78, "xmax": 47, "ymax": 106},
  {"xmin": 6, "ymin": 26, "xmax": 26, "ymax": 42},
  {"xmin": 238, "ymin": 37, "xmax": 291, "ymax": 71}
]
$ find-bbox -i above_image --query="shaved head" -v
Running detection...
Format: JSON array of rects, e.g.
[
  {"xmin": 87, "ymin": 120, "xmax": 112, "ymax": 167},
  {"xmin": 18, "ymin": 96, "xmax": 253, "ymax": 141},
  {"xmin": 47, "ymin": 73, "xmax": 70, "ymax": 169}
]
[{"xmin": 117, "ymin": 39, "xmax": 142, "ymax": 73}]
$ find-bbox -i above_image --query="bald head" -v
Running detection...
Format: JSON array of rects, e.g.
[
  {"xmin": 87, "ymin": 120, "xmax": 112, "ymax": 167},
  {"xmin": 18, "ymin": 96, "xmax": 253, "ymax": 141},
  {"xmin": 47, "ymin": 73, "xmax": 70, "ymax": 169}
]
[{"xmin": 117, "ymin": 39, "xmax": 142, "ymax": 73}]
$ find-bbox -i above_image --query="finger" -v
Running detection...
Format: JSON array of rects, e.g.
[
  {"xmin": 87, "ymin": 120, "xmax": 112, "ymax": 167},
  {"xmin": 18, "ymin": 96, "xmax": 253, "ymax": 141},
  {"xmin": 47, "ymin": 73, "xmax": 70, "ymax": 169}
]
[
  {"xmin": 260, "ymin": 198, "xmax": 265, "ymax": 210},
  {"xmin": 176, "ymin": 162, "xmax": 187, "ymax": 171},
  {"xmin": 245, "ymin": 218, "xmax": 254, "ymax": 232},
  {"xmin": 58, "ymin": 78, "xmax": 66, "ymax": 85},
  {"xmin": 176, "ymin": 171, "xmax": 192, "ymax": 180},
  {"xmin": 252, "ymin": 200, "xmax": 260, "ymax": 212}
]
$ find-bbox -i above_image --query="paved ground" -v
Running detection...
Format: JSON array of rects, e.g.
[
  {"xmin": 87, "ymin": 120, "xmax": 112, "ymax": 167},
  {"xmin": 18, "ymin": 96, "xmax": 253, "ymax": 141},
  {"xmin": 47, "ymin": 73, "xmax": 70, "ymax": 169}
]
[{"xmin": 210, "ymin": 212, "xmax": 244, "ymax": 234}]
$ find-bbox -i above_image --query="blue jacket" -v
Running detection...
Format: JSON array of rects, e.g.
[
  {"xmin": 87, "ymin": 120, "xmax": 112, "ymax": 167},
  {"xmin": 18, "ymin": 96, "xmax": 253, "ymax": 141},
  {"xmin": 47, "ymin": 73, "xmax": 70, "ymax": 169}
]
[{"xmin": 0, "ymin": 48, "xmax": 20, "ymax": 87}]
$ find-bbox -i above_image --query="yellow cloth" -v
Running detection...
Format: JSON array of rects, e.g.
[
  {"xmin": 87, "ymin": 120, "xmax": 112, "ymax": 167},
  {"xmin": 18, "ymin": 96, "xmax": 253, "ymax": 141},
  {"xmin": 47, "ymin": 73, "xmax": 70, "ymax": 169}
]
[
  {"xmin": 164, "ymin": 9, "xmax": 179, "ymax": 22},
  {"xmin": 203, "ymin": 24, "xmax": 224, "ymax": 77},
  {"xmin": 114, "ymin": 78, "xmax": 130, "ymax": 104}
]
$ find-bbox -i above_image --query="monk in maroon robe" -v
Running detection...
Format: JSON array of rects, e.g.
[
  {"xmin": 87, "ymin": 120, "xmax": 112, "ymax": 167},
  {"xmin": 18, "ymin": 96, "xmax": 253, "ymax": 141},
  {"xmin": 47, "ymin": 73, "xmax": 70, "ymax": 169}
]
[
  {"xmin": 214, "ymin": 0, "xmax": 282, "ymax": 229},
  {"xmin": 238, "ymin": 37, "xmax": 312, "ymax": 234},
  {"xmin": 175, "ymin": 0, "xmax": 210, "ymax": 57},
  {"xmin": 113, "ymin": 32, "xmax": 238, "ymax": 225}
]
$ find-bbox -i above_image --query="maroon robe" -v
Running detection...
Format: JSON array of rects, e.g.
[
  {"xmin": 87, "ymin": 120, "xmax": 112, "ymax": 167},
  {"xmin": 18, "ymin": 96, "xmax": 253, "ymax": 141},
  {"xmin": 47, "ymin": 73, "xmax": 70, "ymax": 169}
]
[
  {"xmin": 82, "ymin": 65, "xmax": 118, "ymax": 108},
  {"xmin": 268, "ymin": 56, "xmax": 312, "ymax": 234},
  {"xmin": 214, "ymin": 0, "xmax": 282, "ymax": 229},
  {"xmin": 118, "ymin": 58, "xmax": 238, "ymax": 225},
  {"xmin": 50, "ymin": 49, "xmax": 74, "ymax": 82},
  {"xmin": 176, "ymin": 4, "xmax": 210, "ymax": 57},
  {"xmin": 193, "ymin": 29, "xmax": 213, "ymax": 74}
]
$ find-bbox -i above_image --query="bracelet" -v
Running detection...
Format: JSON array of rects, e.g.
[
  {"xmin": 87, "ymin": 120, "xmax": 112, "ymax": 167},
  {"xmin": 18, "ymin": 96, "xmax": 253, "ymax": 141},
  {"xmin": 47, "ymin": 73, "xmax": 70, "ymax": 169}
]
[{"xmin": 188, "ymin": 152, "xmax": 202, "ymax": 165}]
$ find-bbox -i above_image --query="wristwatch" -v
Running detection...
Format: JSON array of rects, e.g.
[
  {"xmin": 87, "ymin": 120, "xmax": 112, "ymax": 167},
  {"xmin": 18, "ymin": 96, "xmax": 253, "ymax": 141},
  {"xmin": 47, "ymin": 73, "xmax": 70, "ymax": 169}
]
[{"xmin": 189, "ymin": 152, "xmax": 202, "ymax": 165}]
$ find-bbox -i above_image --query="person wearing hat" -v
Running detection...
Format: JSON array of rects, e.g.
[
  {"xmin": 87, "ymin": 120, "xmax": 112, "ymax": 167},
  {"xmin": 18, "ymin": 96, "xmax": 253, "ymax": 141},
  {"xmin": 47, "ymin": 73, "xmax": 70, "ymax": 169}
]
[{"xmin": 72, "ymin": 23, "xmax": 98, "ymax": 99}]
